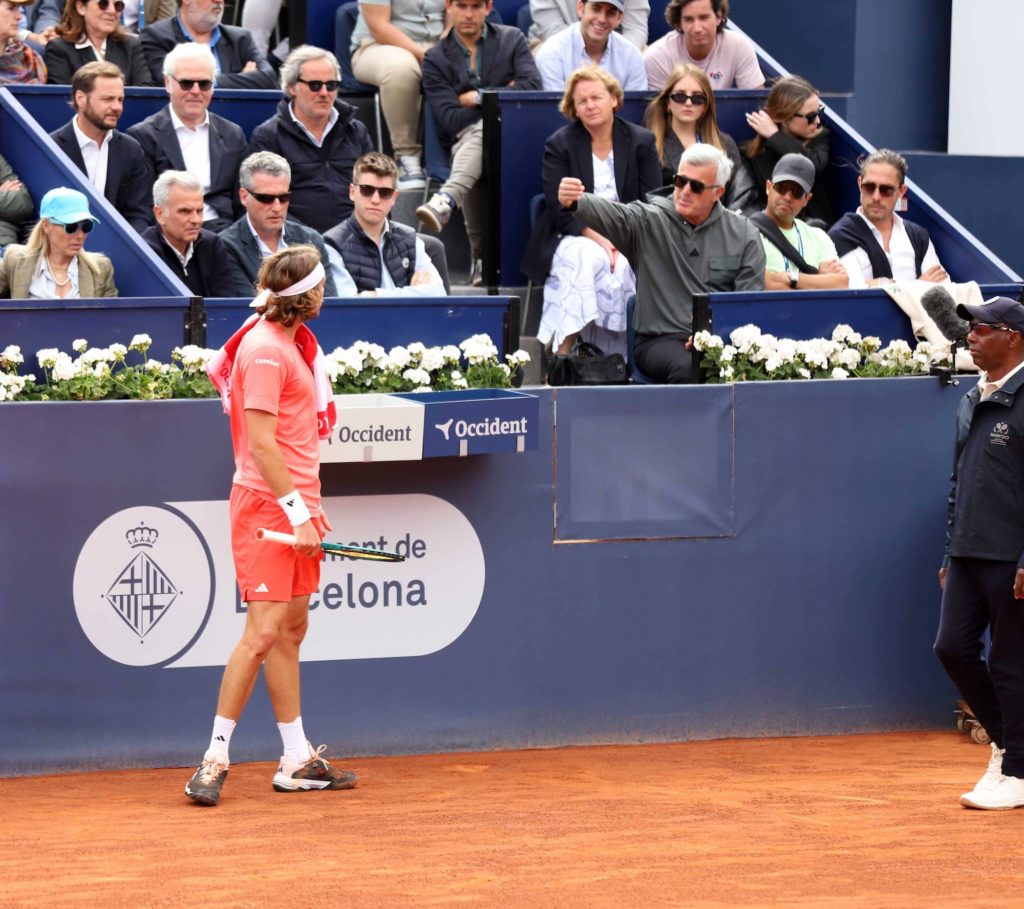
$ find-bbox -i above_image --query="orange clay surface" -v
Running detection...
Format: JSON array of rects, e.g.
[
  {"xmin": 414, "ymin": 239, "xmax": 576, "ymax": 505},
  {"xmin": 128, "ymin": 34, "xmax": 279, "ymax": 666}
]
[{"xmin": 1, "ymin": 731, "xmax": 1020, "ymax": 908}]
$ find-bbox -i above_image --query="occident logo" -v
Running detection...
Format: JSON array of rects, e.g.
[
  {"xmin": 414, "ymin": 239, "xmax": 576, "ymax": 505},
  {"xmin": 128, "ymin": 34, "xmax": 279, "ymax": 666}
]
[
  {"xmin": 434, "ymin": 415, "xmax": 529, "ymax": 440},
  {"xmin": 73, "ymin": 505, "xmax": 214, "ymax": 666}
]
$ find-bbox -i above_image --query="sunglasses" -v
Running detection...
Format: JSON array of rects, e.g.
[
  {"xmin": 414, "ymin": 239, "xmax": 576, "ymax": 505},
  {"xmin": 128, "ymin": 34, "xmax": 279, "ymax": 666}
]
[
  {"xmin": 861, "ymin": 181, "xmax": 899, "ymax": 198},
  {"xmin": 354, "ymin": 184, "xmax": 396, "ymax": 200},
  {"xmin": 170, "ymin": 74, "xmax": 213, "ymax": 92},
  {"xmin": 54, "ymin": 219, "xmax": 94, "ymax": 234},
  {"xmin": 297, "ymin": 78, "xmax": 340, "ymax": 93},
  {"xmin": 669, "ymin": 91, "xmax": 708, "ymax": 106},
  {"xmin": 94, "ymin": 0, "xmax": 126, "ymax": 10},
  {"xmin": 968, "ymin": 321, "xmax": 1017, "ymax": 336},
  {"xmin": 771, "ymin": 180, "xmax": 807, "ymax": 200},
  {"xmin": 673, "ymin": 174, "xmax": 719, "ymax": 194},
  {"xmin": 793, "ymin": 106, "xmax": 825, "ymax": 124},
  {"xmin": 248, "ymin": 191, "xmax": 292, "ymax": 204}
]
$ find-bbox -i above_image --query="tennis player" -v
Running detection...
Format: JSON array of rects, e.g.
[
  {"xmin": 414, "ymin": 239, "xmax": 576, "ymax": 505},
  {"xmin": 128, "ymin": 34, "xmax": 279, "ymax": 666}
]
[{"xmin": 186, "ymin": 244, "xmax": 357, "ymax": 806}]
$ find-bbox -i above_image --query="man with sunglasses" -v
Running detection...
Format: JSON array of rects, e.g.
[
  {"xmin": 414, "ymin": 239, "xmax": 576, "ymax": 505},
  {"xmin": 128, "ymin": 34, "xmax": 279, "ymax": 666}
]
[
  {"xmin": 934, "ymin": 295, "xmax": 1024, "ymax": 811},
  {"xmin": 249, "ymin": 44, "xmax": 373, "ymax": 234},
  {"xmin": 535, "ymin": 0, "xmax": 647, "ymax": 92},
  {"xmin": 128, "ymin": 42, "xmax": 247, "ymax": 233},
  {"xmin": 643, "ymin": 0, "xmax": 763, "ymax": 91},
  {"xmin": 324, "ymin": 151, "xmax": 444, "ymax": 297},
  {"xmin": 220, "ymin": 152, "xmax": 340, "ymax": 297},
  {"xmin": 752, "ymin": 154, "xmax": 849, "ymax": 291},
  {"xmin": 829, "ymin": 148, "xmax": 947, "ymax": 287},
  {"xmin": 140, "ymin": 0, "xmax": 276, "ymax": 89},
  {"xmin": 558, "ymin": 142, "xmax": 764, "ymax": 383}
]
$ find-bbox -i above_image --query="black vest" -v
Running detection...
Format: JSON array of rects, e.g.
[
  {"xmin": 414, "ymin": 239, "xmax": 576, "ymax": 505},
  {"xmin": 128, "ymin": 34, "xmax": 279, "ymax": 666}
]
[
  {"xmin": 828, "ymin": 211, "xmax": 930, "ymax": 280},
  {"xmin": 323, "ymin": 217, "xmax": 416, "ymax": 292}
]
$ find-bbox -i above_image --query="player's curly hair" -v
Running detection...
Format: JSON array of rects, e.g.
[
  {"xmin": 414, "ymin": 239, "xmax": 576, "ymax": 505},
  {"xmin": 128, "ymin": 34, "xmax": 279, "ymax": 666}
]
[{"xmin": 254, "ymin": 245, "xmax": 324, "ymax": 328}]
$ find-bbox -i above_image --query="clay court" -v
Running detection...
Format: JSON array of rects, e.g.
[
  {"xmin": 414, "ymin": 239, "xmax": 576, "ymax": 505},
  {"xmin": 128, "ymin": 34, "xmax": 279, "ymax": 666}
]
[{"xmin": 1, "ymin": 731, "xmax": 1016, "ymax": 908}]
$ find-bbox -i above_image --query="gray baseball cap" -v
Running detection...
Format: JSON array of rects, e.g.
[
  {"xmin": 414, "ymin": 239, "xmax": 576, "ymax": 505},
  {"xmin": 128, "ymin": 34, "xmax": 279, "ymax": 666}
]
[
  {"xmin": 956, "ymin": 296, "xmax": 1024, "ymax": 333},
  {"xmin": 771, "ymin": 154, "xmax": 815, "ymax": 194},
  {"xmin": 582, "ymin": 0, "xmax": 626, "ymax": 11}
]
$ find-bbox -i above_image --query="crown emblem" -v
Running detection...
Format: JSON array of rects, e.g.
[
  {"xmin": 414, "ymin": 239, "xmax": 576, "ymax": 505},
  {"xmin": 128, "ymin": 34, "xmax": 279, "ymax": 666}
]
[{"xmin": 125, "ymin": 523, "xmax": 159, "ymax": 548}]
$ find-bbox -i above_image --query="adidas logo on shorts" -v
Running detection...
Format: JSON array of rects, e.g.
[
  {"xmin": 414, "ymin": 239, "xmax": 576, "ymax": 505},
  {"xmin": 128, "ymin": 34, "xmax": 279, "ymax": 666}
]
[{"xmin": 254, "ymin": 583, "xmax": 269, "ymax": 593}]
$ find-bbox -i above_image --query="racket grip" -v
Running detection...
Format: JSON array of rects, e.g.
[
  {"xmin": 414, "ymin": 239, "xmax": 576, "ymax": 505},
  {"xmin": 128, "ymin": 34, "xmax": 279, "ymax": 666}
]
[{"xmin": 255, "ymin": 528, "xmax": 297, "ymax": 546}]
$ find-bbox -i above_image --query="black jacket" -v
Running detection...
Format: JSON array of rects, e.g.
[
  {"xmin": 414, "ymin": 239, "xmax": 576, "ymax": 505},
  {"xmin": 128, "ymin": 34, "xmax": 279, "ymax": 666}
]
[
  {"xmin": 421, "ymin": 22, "xmax": 541, "ymax": 151},
  {"xmin": 743, "ymin": 128, "xmax": 834, "ymax": 227},
  {"xmin": 248, "ymin": 98, "xmax": 373, "ymax": 233},
  {"xmin": 219, "ymin": 215, "xmax": 339, "ymax": 296},
  {"xmin": 49, "ymin": 121, "xmax": 152, "ymax": 233},
  {"xmin": 141, "ymin": 225, "xmax": 251, "ymax": 297},
  {"xmin": 520, "ymin": 117, "xmax": 662, "ymax": 284},
  {"xmin": 947, "ymin": 367, "xmax": 1024, "ymax": 566},
  {"xmin": 324, "ymin": 216, "xmax": 417, "ymax": 293},
  {"xmin": 44, "ymin": 34, "xmax": 155, "ymax": 85},
  {"xmin": 127, "ymin": 106, "xmax": 247, "ymax": 227},
  {"xmin": 139, "ymin": 17, "xmax": 277, "ymax": 89}
]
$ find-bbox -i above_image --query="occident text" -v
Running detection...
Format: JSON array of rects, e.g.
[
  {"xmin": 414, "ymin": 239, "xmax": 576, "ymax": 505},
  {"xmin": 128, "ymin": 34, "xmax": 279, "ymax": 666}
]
[
  {"xmin": 337, "ymin": 424, "xmax": 414, "ymax": 443},
  {"xmin": 453, "ymin": 416, "xmax": 528, "ymax": 438}
]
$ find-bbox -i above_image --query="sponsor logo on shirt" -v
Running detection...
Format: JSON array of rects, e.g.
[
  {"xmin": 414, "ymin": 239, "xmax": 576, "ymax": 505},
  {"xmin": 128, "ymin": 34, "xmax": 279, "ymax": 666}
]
[
  {"xmin": 254, "ymin": 358, "xmax": 281, "ymax": 367},
  {"xmin": 990, "ymin": 421, "xmax": 1010, "ymax": 447}
]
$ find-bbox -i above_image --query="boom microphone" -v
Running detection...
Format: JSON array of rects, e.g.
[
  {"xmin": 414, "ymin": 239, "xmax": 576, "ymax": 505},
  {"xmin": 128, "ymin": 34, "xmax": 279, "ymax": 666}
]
[{"xmin": 921, "ymin": 286, "xmax": 969, "ymax": 344}]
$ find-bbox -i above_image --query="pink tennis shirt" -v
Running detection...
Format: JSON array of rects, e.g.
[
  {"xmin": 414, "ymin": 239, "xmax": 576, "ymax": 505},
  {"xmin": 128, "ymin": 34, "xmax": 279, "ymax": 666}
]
[{"xmin": 229, "ymin": 319, "xmax": 321, "ymax": 512}]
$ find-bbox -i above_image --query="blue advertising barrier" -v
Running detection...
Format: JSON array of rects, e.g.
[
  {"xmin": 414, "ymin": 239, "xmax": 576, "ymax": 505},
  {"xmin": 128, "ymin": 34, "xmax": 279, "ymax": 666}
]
[
  {"xmin": 203, "ymin": 295, "xmax": 519, "ymax": 356},
  {"xmin": 0, "ymin": 377, "xmax": 960, "ymax": 776}
]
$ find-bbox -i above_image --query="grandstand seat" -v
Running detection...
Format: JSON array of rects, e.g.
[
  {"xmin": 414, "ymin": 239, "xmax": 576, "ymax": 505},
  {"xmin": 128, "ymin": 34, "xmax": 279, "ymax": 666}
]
[
  {"xmin": 335, "ymin": 1, "xmax": 375, "ymax": 93},
  {"xmin": 625, "ymin": 295, "xmax": 654, "ymax": 384},
  {"xmin": 516, "ymin": 4, "xmax": 532, "ymax": 37},
  {"xmin": 419, "ymin": 232, "xmax": 451, "ymax": 294}
]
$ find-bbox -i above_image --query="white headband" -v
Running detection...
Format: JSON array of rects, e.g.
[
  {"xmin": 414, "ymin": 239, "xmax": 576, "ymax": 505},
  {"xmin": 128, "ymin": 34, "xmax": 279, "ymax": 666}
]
[{"xmin": 250, "ymin": 261, "xmax": 326, "ymax": 309}]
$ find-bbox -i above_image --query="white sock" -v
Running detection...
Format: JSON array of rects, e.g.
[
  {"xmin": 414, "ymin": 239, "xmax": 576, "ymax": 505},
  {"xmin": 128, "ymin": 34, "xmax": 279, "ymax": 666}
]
[
  {"xmin": 205, "ymin": 715, "xmax": 236, "ymax": 763},
  {"xmin": 278, "ymin": 716, "xmax": 311, "ymax": 764}
]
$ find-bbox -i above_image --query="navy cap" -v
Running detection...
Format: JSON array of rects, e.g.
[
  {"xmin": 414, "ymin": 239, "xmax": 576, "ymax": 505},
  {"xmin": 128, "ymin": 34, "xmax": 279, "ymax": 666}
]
[{"xmin": 956, "ymin": 296, "xmax": 1024, "ymax": 334}]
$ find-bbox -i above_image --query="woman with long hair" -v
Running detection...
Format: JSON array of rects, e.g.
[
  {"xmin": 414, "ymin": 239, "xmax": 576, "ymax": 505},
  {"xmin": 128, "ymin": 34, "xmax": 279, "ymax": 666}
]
[
  {"xmin": 743, "ymin": 74, "xmax": 834, "ymax": 225},
  {"xmin": 521, "ymin": 66, "xmax": 661, "ymax": 361},
  {"xmin": 0, "ymin": 0, "xmax": 46, "ymax": 83},
  {"xmin": 45, "ymin": 0, "xmax": 154, "ymax": 84},
  {"xmin": 0, "ymin": 187, "xmax": 116, "ymax": 298},
  {"xmin": 644, "ymin": 63, "xmax": 755, "ymax": 211}
]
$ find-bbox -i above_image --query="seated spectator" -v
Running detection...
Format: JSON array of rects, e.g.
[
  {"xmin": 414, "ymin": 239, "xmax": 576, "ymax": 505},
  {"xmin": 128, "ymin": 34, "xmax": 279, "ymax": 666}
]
[
  {"xmin": 19, "ymin": 0, "xmax": 60, "ymax": 53},
  {"xmin": 349, "ymin": 0, "xmax": 447, "ymax": 190},
  {"xmin": 644, "ymin": 63, "xmax": 754, "ymax": 211},
  {"xmin": 121, "ymin": 0, "xmax": 176, "ymax": 34},
  {"xmin": 536, "ymin": 0, "xmax": 647, "ymax": 92},
  {"xmin": 0, "ymin": 152, "xmax": 33, "ymax": 253},
  {"xmin": 529, "ymin": 0, "xmax": 649, "ymax": 51},
  {"xmin": 249, "ymin": 45, "xmax": 373, "ymax": 234},
  {"xmin": 417, "ymin": 0, "xmax": 541, "ymax": 285},
  {"xmin": 520, "ymin": 66, "xmax": 659, "ymax": 356},
  {"xmin": 643, "ymin": 0, "xmax": 763, "ymax": 91},
  {"xmin": 743, "ymin": 75, "xmax": 833, "ymax": 226},
  {"xmin": 219, "ymin": 151, "xmax": 339, "ymax": 296},
  {"xmin": 0, "ymin": 0, "xmax": 47, "ymax": 82},
  {"xmin": 557, "ymin": 143, "xmax": 765, "ymax": 383},
  {"xmin": 140, "ymin": 0, "xmax": 277, "ymax": 89},
  {"xmin": 49, "ymin": 62, "xmax": 151, "ymax": 232},
  {"xmin": 127, "ymin": 42, "xmax": 245, "ymax": 232},
  {"xmin": 324, "ymin": 151, "xmax": 444, "ymax": 297},
  {"xmin": 141, "ymin": 169, "xmax": 250, "ymax": 296},
  {"xmin": 753, "ymin": 154, "xmax": 849, "ymax": 291},
  {"xmin": 46, "ymin": 0, "xmax": 155, "ymax": 84},
  {"xmin": 0, "ymin": 187, "xmax": 116, "ymax": 298},
  {"xmin": 829, "ymin": 148, "xmax": 948, "ymax": 286}
]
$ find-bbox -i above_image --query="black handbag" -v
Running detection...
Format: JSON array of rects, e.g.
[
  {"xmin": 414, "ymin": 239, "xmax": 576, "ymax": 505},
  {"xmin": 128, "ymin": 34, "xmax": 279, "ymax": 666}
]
[{"xmin": 546, "ymin": 341, "xmax": 629, "ymax": 386}]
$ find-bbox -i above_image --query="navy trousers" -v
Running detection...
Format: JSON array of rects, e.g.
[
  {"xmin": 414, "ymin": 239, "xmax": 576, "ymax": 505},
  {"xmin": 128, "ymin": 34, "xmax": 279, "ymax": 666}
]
[{"xmin": 934, "ymin": 556, "xmax": 1024, "ymax": 777}]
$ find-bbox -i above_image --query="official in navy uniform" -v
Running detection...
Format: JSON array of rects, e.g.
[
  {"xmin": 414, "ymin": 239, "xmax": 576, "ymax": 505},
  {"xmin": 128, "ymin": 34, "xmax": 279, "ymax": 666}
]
[{"xmin": 935, "ymin": 295, "xmax": 1024, "ymax": 810}]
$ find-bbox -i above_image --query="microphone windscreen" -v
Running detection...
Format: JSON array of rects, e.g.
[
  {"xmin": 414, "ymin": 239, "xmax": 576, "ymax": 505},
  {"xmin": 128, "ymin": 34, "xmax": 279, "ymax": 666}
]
[{"xmin": 921, "ymin": 286, "xmax": 969, "ymax": 343}]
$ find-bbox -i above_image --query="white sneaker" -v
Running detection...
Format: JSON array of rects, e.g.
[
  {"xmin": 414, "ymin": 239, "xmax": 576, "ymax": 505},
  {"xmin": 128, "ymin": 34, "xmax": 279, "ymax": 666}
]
[
  {"xmin": 416, "ymin": 193, "xmax": 453, "ymax": 232},
  {"xmin": 397, "ymin": 155, "xmax": 426, "ymax": 191},
  {"xmin": 960, "ymin": 773, "xmax": 1024, "ymax": 810},
  {"xmin": 271, "ymin": 742, "xmax": 358, "ymax": 792}
]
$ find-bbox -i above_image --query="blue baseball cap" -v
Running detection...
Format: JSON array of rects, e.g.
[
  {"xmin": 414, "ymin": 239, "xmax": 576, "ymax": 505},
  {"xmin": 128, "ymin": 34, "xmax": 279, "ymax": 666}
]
[
  {"xmin": 956, "ymin": 296, "xmax": 1024, "ymax": 334},
  {"xmin": 39, "ymin": 188, "xmax": 99, "ymax": 225}
]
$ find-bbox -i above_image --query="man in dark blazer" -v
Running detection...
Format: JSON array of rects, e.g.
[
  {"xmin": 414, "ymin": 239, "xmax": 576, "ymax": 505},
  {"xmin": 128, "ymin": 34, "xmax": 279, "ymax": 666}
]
[
  {"xmin": 142, "ymin": 169, "xmax": 251, "ymax": 297},
  {"xmin": 140, "ymin": 0, "xmax": 276, "ymax": 89},
  {"xmin": 128, "ymin": 42, "xmax": 246, "ymax": 232},
  {"xmin": 219, "ymin": 151, "xmax": 340, "ymax": 296},
  {"xmin": 48, "ymin": 61, "xmax": 152, "ymax": 234}
]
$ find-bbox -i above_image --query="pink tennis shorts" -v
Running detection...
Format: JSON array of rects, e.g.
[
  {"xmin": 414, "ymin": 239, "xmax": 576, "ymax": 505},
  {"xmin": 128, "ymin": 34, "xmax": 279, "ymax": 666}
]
[{"xmin": 230, "ymin": 485, "xmax": 321, "ymax": 602}]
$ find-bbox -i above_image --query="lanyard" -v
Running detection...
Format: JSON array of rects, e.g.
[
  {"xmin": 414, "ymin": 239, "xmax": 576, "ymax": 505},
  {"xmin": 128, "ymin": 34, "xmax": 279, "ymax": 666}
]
[{"xmin": 781, "ymin": 223, "xmax": 805, "ymax": 271}]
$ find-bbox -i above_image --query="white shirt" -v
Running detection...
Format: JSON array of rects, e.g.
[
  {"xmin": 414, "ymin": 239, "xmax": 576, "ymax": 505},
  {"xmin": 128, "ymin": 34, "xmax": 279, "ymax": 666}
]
[
  {"xmin": 592, "ymin": 152, "xmax": 618, "ymax": 201},
  {"xmin": 169, "ymin": 107, "xmax": 217, "ymax": 221},
  {"xmin": 326, "ymin": 222, "xmax": 445, "ymax": 297},
  {"xmin": 71, "ymin": 117, "xmax": 113, "ymax": 193},
  {"xmin": 288, "ymin": 103, "xmax": 339, "ymax": 149},
  {"xmin": 979, "ymin": 359, "xmax": 1024, "ymax": 400},
  {"xmin": 839, "ymin": 208, "xmax": 942, "ymax": 284},
  {"xmin": 74, "ymin": 36, "xmax": 107, "ymax": 59},
  {"xmin": 28, "ymin": 253, "xmax": 80, "ymax": 299},
  {"xmin": 162, "ymin": 233, "xmax": 195, "ymax": 272},
  {"xmin": 536, "ymin": 24, "xmax": 648, "ymax": 92}
]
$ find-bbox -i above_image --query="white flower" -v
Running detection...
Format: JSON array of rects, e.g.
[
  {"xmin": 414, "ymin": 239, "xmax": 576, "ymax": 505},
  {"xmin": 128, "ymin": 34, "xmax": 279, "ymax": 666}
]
[
  {"xmin": 129, "ymin": 333, "xmax": 152, "ymax": 352},
  {"xmin": 836, "ymin": 348, "xmax": 861, "ymax": 370},
  {"xmin": 144, "ymin": 358, "xmax": 165, "ymax": 374},
  {"xmin": 402, "ymin": 367, "xmax": 432, "ymax": 387},
  {"xmin": 79, "ymin": 347, "xmax": 112, "ymax": 365},
  {"xmin": 108, "ymin": 343, "xmax": 128, "ymax": 359},
  {"xmin": 831, "ymin": 324, "xmax": 853, "ymax": 343},
  {"xmin": 93, "ymin": 362, "xmax": 110, "ymax": 378},
  {"xmin": 507, "ymin": 349, "xmax": 531, "ymax": 367},
  {"xmin": 441, "ymin": 344, "xmax": 462, "ymax": 364},
  {"xmin": 52, "ymin": 353, "xmax": 79, "ymax": 382},
  {"xmin": 420, "ymin": 348, "xmax": 445, "ymax": 372},
  {"xmin": 406, "ymin": 341, "xmax": 427, "ymax": 360},
  {"xmin": 450, "ymin": 370, "xmax": 463, "ymax": 380},
  {"xmin": 452, "ymin": 376, "xmax": 468, "ymax": 389},
  {"xmin": 173, "ymin": 344, "xmax": 209, "ymax": 368},
  {"xmin": 460, "ymin": 333, "xmax": 498, "ymax": 365},
  {"xmin": 764, "ymin": 354, "xmax": 785, "ymax": 373},
  {"xmin": 1, "ymin": 344, "xmax": 23, "ymax": 368},
  {"xmin": 845, "ymin": 331, "xmax": 863, "ymax": 347},
  {"xmin": 72, "ymin": 338, "xmax": 88, "ymax": 353},
  {"xmin": 729, "ymin": 324, "xmax": 762, "ymax": 353},
  {"xmin": 719, "ymin": 345, "xmax": 736, "ymax": 363},
  {"xmin": 692, "ymin": 330, "xmax": 722, "ymax": 352},
  {"xmin": 798, "ymin": 368, "xmax": 811, "ymax": 379},
  {"xmin": 831, "ymin": 367, "xmax": 850, "ymax": 379},
  {"xmin": 862, "ymin": 335, "xmax": 882, "ymax": 353},
  {"xmin": 720, "ymin": 365, "xmax": 734, "ymax": 380},
  {"xmin": 388, "ymin": 346, "xmax": 412, "ymax": 370},
  {"xmin": 36, "ymin": 348, "xmax": 60, "ymax": 368}
]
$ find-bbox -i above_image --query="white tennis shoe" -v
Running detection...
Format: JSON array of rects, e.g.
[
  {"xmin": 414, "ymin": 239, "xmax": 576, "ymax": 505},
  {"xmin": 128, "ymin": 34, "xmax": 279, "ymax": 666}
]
[
  {"xmin": 960, "ymin": 742, "xmax": 1005, "ymax": 803},
  {"xmin": 960, "ymin": 772, "xmax": 1024, "ymax": 810},
  {"xmin": 272, "ymin": 742, "xmax": 358, "ymax": 792}
]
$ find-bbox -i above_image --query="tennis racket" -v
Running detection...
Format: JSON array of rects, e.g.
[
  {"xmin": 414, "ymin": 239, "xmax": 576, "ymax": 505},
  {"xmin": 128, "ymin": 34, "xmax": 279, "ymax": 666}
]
[{"xmin": 255, "ymin": 528, "xmax": 405, "ymax": 562}]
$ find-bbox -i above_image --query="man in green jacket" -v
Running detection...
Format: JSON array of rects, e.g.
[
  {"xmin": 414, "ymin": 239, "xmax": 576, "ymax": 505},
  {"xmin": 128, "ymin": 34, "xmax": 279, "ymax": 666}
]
[{"xmin": 0, "ymin": 154, "xmax": 33, "ymax": 252}]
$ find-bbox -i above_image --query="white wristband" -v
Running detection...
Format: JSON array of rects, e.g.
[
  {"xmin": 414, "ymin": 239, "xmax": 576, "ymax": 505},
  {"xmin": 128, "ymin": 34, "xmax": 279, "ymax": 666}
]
[{"xmin": 277, "ymin": 491, "xmax": 312, "ymax": 527}]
